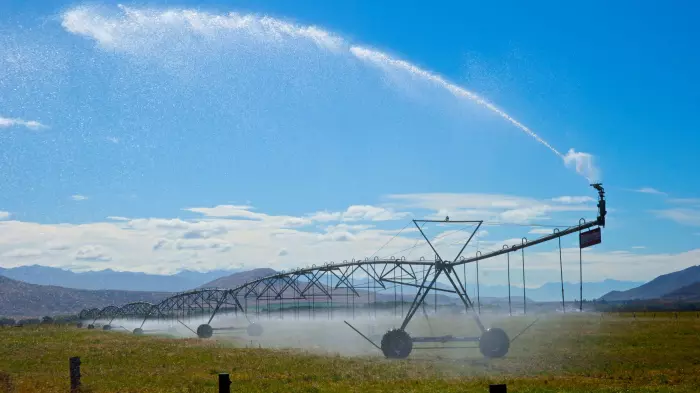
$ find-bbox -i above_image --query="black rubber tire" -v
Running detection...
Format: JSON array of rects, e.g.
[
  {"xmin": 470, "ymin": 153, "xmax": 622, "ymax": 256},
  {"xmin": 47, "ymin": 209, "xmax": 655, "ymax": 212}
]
[
  {"xmin": 479, "ymin": 327, "xmax": 510, "ymax": 358},
  {"xmin": 102, "ymin": 324, "xmax": 112, "ymax": 331},
  {"xmin": 380, "ymin": 329, "xmax": 413, "ymax": 359},
  {"xmin": 133, "ymin": 328, "xmax": 144, "ymax": 335},
  {"xmin": 197, "ymin": 324, "xmax": 213, "ymax": 339},
  {"xmin": 247, "ymin": 323, "xmax": 263, "ymax": 337},
  {"xmin": 87, "ymin": 324, "xmax": 95, "ymax": 330},
  {"xmin": 76, "ymin": 322, "xmax": 83, "ymax": 328}
]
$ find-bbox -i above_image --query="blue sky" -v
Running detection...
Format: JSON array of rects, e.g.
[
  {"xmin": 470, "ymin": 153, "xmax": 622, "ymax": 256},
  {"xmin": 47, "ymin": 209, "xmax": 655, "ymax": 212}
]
[{"xmin": 0, "ymin": 1, "xmax": 698, "ymax": 285}]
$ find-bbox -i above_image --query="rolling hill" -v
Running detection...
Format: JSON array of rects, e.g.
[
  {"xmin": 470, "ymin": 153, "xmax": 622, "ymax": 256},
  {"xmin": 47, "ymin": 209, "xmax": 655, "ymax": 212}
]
[
  {"xmin": 0, "ymin": 275, "xmax": 170, "ymax": 317},
  {"xmin": 663, "ymin": 282, "xmax": 700, "ymax": 302},
  {"xmin": 601, "ymin": 265, "xmax": 700, "ymax": 302}
]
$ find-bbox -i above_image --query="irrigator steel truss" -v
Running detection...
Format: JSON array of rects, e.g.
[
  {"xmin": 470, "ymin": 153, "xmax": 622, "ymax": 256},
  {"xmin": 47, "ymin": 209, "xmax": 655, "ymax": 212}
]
[{"xmin": 78, "ymin": 184, "xmax": 607, "ymax": 359}]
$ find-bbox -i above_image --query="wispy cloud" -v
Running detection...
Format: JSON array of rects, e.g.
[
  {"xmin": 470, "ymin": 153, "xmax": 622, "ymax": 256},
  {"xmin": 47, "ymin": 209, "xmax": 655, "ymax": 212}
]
[
  {"xmin": 2, "ymin": 248, "xmax": 43, "ymax": 258},
  {"xmin": 0, "ymin": 116, "xmax": 48, "ymax": 131},
  {"xmin": 529, "ymin": 228, "xmax": 554, "ymax": 235},
  {"xmin": 386, "ymin": 193, "xmax": 595, "ymax": 224},
  {"xmin": 631, "ymin": 246, "xmax": 646, "ymax": 249},
  {"xmin": 551, "ymin": 196, "xmax": 595, "ymax": 204},
  {"xmin": 106, "ymin": 136, "xmax": 120, "ymax": 144},
  {"xmin": 652, "ymin": 208, "xmax": 700, "ymax": 226},
  {"xmin": 668, "ymin": 198, "xmax": 700, "ymax": 205},
  {"xmin": 0, "ymin": 211, "xmax": 10, "ymax": 220},
  {"xmin": 634, "ymin": 187, "xmax": 667, "ymax": 196},
  {"xmin": 316, "ymin": 205, "xmax": 410, "ymax": 222},
  {"xmin": 71, "ymin": 194, "xmax": 88, "ymax": 201}
]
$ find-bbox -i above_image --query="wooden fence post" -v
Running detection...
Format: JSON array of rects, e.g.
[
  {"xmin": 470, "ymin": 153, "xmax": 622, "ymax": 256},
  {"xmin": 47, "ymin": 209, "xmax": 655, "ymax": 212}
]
[
  {"xmin": 218, "ymin": 373, "xmax": 231, "ymax": 393},
  {"xmin": 69, "ymin": 357, "xmax": 81, "ymax": 392},
  {"xmin": 489, "ymin": 384, "xmax": 507, "ymax": 392}
]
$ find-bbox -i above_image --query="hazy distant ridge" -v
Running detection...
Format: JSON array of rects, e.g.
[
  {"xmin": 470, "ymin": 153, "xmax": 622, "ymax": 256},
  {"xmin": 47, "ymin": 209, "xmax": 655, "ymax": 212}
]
[{"xmin": 0, "ymin": 265, "xmax": 239, "ymax": 292}]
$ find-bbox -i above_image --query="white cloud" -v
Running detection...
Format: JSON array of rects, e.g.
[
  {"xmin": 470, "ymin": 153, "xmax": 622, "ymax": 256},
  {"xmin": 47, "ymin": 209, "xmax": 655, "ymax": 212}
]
[
  {"xmin": 184, "ymin": 205, "xmax": 254, "ymax": 218},
  {"xmin": 46, "ymin": 242, "xmax": 71, "ymax": 251},
  {"xmin": 341, "ymin": 205, "xmax": 409, "ymax": 222},
  {"xmin": 187, "ymin": 204, "xmax": 408, "ymax": 225},
  {"xmin": 317, "ymin": 231, "xmax": 355, "ymax": 242},
  {"xmin": 0, "ymin": 211, "xmax": 10, "ymax": 220},
  {"xmin": 2, "ymin": 248, "xmax": 43, "ymax": 258},
  {"xmin": 309, "ymin": 206, "xmax": 408, "ymax": 222},
  {"xmin": 181, "ymin": 227, "xmax": 228, "ymax": 239},
  {"xmin": 652, "ymin": 208, "xmax": 700, "ymax": 226},
  {"xmin": 634, "ymin": 187, "xmax": 666, "ymax": 196},
  {"xmin": 631, "ymin": 246, "xmax": 646, "ymax": 249},
  {"xmin": 0, "ymin": 191, "xmax": 688, "ymax": 285},
  {"xmin": 308, "ymin": 211, "xmax": 342, "ymax": 222},
  {"xmin": 106, "ymin": 136, "xmax": 119, "ymax": 144},
  {"xmin": 75, "ymin": 245, "xmax": 111, "ymax": 262},
  {"xmin": 107, "ymin": 216, "xmax": 129, "ymax": 221},
  {"xmin": 387, "ymin": 192, "xmax": 597, "ymax": 225},
  {"xmin": 500, "ymin": 206, "xmax": 549, "ymax": 224},
  {"xmin": 175, "ymin": 238, "xmax": 231, "ymax": 252},
  {"xmin": 529, "ymin": 228, "xmax": 554, "ymax": 235},
  {"xmin": 0, "ymin": 116, "xmax": 48, "ymax": 131},
  {"xmin": 71, "ymin": 194, "xmax": 88, "ymax": 201},
  {"xmin": 552, "ymin": 196, "xmax": 595, "ymax": 204}
]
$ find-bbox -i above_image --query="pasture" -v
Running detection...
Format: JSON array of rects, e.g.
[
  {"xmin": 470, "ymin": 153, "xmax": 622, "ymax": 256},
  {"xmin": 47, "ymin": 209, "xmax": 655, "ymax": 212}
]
[{"xmin": 1, "ymin": 312, "xmax": 699, "ymax": 392}]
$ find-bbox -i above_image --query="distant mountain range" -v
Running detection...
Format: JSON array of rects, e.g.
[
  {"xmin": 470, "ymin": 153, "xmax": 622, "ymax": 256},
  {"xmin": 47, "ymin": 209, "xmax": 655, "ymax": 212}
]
[
  {"xmin": 0, "ymin": 264, "xmax": 646, "ymax": 301},
  {"xmin": 0, "ymin": 275, "xmax": 169, "ymax": 317},
  {"xmin": 7, "ymin": 262, "xmax": 700, "ymax": 317},
  {"xmin": 474, "ymin": 280, "xmax": 644, "ymax": 302},
  {"xmin": 0, "ymin": 265, "xmax": 240, "ymax": 292},
  {"xmin": 601, "ymin": 265, "xmax": 700, "ymax": 302}
]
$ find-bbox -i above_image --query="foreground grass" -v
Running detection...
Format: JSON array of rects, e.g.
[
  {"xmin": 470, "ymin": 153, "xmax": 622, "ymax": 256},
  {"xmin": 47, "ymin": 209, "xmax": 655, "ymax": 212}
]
[{"xmin": 1, "ymin": 313, "xmax": 699, "ymax": 392}]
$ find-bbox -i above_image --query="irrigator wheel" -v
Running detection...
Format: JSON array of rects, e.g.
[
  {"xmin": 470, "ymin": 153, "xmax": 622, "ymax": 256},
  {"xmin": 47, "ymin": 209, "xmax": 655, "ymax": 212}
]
[
  {"xmin": 247, "ymin": 323, "xmax": 263, "ymax": 337},
  {"xmin": 197, "ymin": 324, "xmax": 213, "ymax": 339},
  {"xmin": 87, "ymin": 324, "xmax": 95, "ymax": 330},
  {"xmin": 76, "ymin": 322, "xmax": 83, "ymax": 328},
  {"xmin": 380, "ymin": 329, "xmax": 413, "ymax": 359},
  {"xmin": 102, "ymin": 324, "xmax": 112, "ymax": 331},
  {"xmin": 479, "ymin": 327, "xmax": 510, "ymax": 358},
  {"xmin": 133, "ymin": 328, "xmax": 144, "ymax": 335}
]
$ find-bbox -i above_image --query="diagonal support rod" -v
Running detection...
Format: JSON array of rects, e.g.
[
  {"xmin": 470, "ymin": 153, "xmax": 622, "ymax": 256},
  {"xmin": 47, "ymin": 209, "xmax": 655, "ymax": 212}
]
[{"xmin": 398, "ymin": 219, "xmax": 484, "ymax": 333}]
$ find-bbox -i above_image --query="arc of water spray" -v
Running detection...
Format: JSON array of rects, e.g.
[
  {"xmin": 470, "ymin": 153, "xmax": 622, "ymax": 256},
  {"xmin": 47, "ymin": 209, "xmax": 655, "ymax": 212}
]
[
  {"xmin": 348, "ymin": 47, "xmax": 600, "ymax": 182},
  {"xmin": 349, "ymin": 47, "xmax": 564, "ymax": 158},
  {"xmin": 60, "ymin": 5, "xmax": 599, "ymax": 181}
]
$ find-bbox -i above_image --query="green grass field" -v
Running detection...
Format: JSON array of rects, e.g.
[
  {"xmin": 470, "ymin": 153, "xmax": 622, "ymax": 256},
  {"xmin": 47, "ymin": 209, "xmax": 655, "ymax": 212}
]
[{"xmin": 1, "ymin": 312, "xmax": 699, "ymax": 392}]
